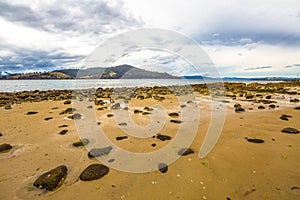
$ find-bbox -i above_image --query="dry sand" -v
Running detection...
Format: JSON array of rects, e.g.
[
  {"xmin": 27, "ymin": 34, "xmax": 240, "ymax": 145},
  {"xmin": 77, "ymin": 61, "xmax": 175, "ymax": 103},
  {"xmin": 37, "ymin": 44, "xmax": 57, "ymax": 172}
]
[{"xmin": 0, "ymin": 90, "xmax": 300, "ymax": 200}]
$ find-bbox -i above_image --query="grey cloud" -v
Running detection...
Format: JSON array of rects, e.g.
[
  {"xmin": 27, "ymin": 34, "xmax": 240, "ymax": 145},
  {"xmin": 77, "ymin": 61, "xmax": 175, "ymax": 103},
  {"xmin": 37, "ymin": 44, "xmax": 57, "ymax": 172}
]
[
  {"xmin": 0, "ymin": 0, "xmax": 142, "ymax": 35},
  {"xmin": 244, "ymin": 66, "xmax": 272, "ymax": 71}
]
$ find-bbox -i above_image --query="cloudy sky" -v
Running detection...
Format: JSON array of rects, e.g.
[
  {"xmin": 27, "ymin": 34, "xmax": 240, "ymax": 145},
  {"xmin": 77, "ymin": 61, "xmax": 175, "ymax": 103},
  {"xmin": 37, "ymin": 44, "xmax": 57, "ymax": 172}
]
[{"xmin": 0, "ymin": 0, "xmax": 300, "ymax": 77}]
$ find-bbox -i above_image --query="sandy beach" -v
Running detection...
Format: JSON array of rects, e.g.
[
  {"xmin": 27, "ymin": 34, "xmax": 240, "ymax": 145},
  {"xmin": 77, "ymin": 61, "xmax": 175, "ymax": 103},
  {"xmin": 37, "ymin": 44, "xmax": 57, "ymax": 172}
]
[{"xmin": 0, "ymin": 82, "xmax": 300, "ymax": 200}]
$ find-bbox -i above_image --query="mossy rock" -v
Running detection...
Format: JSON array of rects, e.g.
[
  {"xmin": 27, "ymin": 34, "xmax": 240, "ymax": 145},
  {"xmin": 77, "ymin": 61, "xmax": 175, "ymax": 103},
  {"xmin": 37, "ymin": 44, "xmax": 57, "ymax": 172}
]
[
  {"xmin": 0, "ymin": 143, "xmax": 12, "ymax": 153},
  {"xmin": 79, "ymin": 164, "xmax": 109, "ymax": 181}
]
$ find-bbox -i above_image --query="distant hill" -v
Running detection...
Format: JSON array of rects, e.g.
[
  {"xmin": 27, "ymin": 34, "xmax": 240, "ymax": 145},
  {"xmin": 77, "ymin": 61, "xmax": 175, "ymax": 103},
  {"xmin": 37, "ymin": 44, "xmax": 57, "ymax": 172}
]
[{"xmin": 1, "ymin": 65, "xmax": 178, "ymax": 80}]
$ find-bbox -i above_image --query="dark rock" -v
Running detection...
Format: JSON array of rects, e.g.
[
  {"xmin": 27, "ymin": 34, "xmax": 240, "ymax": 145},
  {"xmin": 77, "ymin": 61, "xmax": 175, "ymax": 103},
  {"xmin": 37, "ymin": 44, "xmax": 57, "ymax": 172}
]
[
  {"xmin": 111, "ymin": 103, "xmax": 121, "ymax": 110},
  {"xmin": 116, "ymin": 136, "xmax": 128, "ymax": 141},
  {"xmin": 246, "ymin": 94, "xmax": 254, "ymax": 99},
  {"xmin": 280, "ymin": 114, "xmax": 291, "ymax": 121},
  {"xmin": 246, "ymin": 138, "xmax": 265, "ymax": 143},
  {"xmin": 178, "ymin": 148, "xmax": 194, "ymax": 156},
  {"xmin": 134, "ymin": 110, "xmax": 142, "ymax": 114},
  {"xmin": 156, "ymin": 134, "xmax": 171, "ymax": 141},
  {"xmin": 290, "ymin": 98, "xmax": 299, "ymax": 103},
  {"xmin": 79, "ymin": 164, "xmax": 109, "ymax": 181},
  {"xmin": 143, "ymin": 107, "xmax": 153, "ymax": 111},
  {"xmin": 97, "ymin": 122, "xmax": 101, "ymax": 125},
  {"xmin": 266, "ymin": 95, "xmax": 272, "ymax": 99},
  {"xmin": 4, "ymin": 105, "xmax": 12, "ymax": 109},
  {"xmin": 281, "ymin": 127, "xmax": 300, "ymax": 134},
  {"xmin": 258, "ymin": 106, "xmax": 265, "ymax": 109},
  {"xmin": 44, "ymin": 117, "xmax": 53, "ymax": 121},
  {"xmin": 107, "ymin": 114, "xmax": 114, "ymax": 118},
  {"xmin": 59, "ymin": 108, "xmax": 76, "ymax": 115},
  {"xmin": 168, "ymin": 112, "xmax": 179, "ymax": 117},
  {"xmin": 0, "ymin": 132, "xmax": 2, "ymax": 137},
  {"xmin": 291, "ymin": 186, "xmax": 300, "ymax": 190},
  {"xmin": 170, "ymin": 119, "xmax": 183, "ymax": 124},
  {"xmin": 108, "ymin": 159, "xmax": 115, "ymax": 163},
  {"xmin": 59, "ymin": 125, "xmax": 68, "ymax": 128},
  {"xmin": 294, "ymin": 106, "xmax": 300, "ymax": 110},
  {"xmin": 151, "ymin": 143, "xmax": 156, "ymax": 147},
  {"xmin": 118, "ymin": 123, "xmax": 127, "ymax": 126},
  {"xmin": 234, "ymin": 103, "xmax": 241, "ymax": 108},
  {"xmin": 27, "ymin": 111, "xmax": 38, "ymax": 115},
  {"xmin": 63, "ymin": 100, "xmax": 71, "ymax": 104},
  {"xmin": 88, "ymin": 146, "xmax": 112, "ymax": 158},
  {"xmin": 158, "ymin": 163, "xmax": 168, "ymax": 173},
  {"xmin": 269, "ymin": 104, "xmax": 276, "ymax": 109},
  {"xmin": 0, "ymin": 143, "xmax": 12, "ymax": 153},
  {"xmin": 72, "ymin": 138, "xmax": 89, "ymax": 147},
  {"xmin": 59, "ymin": 130, "xmax": 68, "ymax": 135},
  {"xmin": 142, "ymin": 112, "xmax": 151, "ymax": 115},
  {"xmin": 33, "ymin": 165, "xmax": 67, "ymax": 191},
  {"xmin": 235, "ymin": 107, "xmax": 245, "ymax": 112},
  {"xmin": 67, "ymin": 113, "xmax": 82, "ymax": 120},
  {"xmin": 87, "ymin": 105, "xmax": 93, "ymax": 109}
]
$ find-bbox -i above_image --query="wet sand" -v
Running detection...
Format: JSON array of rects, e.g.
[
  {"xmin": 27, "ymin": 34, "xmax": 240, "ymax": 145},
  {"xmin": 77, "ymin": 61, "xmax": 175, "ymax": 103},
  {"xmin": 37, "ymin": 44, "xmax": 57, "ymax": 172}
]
[{"xmin": 0, "ymin": 84, "xmax": 300, "ymax": 200}]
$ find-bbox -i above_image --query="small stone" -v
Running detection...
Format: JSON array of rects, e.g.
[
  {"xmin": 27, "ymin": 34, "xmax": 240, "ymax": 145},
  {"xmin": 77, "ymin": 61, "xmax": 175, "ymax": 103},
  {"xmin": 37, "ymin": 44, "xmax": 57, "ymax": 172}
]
[
  {"xmin": 234, "ymin": 103, "xmax": 241, "ymax": 108},
  {"xmin": 291, "ymin": 186, "xmax": 300, "ymax": 190},
  {"xmin": 111, "ymin": 103, "xmax": 121, "ymax": 110},
  {"xmin": 118, "ymin": 123, "xmax": 127, "ymax": 126},
  {"xmin": 33, "ymin": 165, "xmax": 67, "ymax": 191},
  {"xmin": 281, "ymin": 127, "xmax": 300, "ymax": 134},
  {"xmin": 246, "ymin": 138, "xmax": 265, "ymax": 143},
  {"xmin": 44, "ymin": 117, "xmax": 53, "ymax": 121},
  {"xmin": 59, "ymin": 108, "xmax": 76, "ymax": 115},
  {"xmin": 97, "ymin": 122, "xmax": 101, "ymax": 125},
  {"xmin": 266, "ymin": 95, "xmax": 272, "ymax": 99},
  {"xmin": 88, "ymin": 146, "xmax": 112, "ymax": 158},
  {"xmin": 67, "ymin": 113, "xmax": 82, "ymax": 120},
  {"xmin": 107, "ymin": 114, "xmax": 114, "ymax": 118},
  {"xmin": 156, "ymin": 134, "xmax": 171, "ymax": 141},
  {"xmin": 27, "ymin": 111, "xmax": 38, "ymax": 115},
  {"xmin": 158, "ymin": 163, "xmax": 168, "ymax": 173},
  {"xmin": 143, "ymin": 107, "xmax": 153, "ymax": 111},
  {"xmin": 59, "ymin": 130, "xmax": 68, "ymax": 135},
  {"xmin": 151, "ymin": 143, "xmax": 157, "ymax": 147},
  {"xmin": 178, "ymin": 148, "xmax": 194, "ymax": 156},
  {"xmin": 280, "ymin": 114, "xmax": 291, "ymax": 121},
  {"xmin": 59, "ymin": 125, "xmax": 68, "ymax": 128},
  {"xmin": 108, "ymin": 159, "xmax": 115, "ymax": 163},
  {"xmin": 72, "ymin": 138, "xmax": 89, "ymax": 147},
  {"xmin": 134, "ymin": 110, "xmax": 142, "ymax": 114},
  {"xmin": 116, "ymin": 136, "xmax": 128, "ymax": 141},
  {"xmin": 79, "ymin": 164, "xmax": 109, "ymax": 181},
  {"xmin": 4, "ymin": 105, "xmax": 12, "ymax": 109},
  {"xmin": 0, "ymin": 132, "xmax": 3, "ymax": 137},
  {"xmin": 168, "ymin": 112, "xmax": 179, "ymax": 117},
  {"xmin": 294, "ymin": 106, "xmax": 300, "ymax": 110},
  {"xmin": 170, "ymin": 119, "xmax": 183, "ymax": 124},
  {"xmin": 269, "ymin": 104, "xmax": 276, "ymax": 109},
  {"xmin": 290, "ymin": 98, "xmax": 299, "ymax": 103},
  {"xmin": 258, "ymin": 106, "xmax": 265, "ymax": 109},
  {"xmin": 63, "ymin": 100, "xmax": 71, "ymax": 104},
  {"xmin": 0, "ymin": 143, "xmax": 12, "ymax": 153},
  {"xmin": 87, "ymin": 105, "xmax": 93, "ymax": 109},
  {"xmin": 235, "ymin": 107, "xmax": 245, "ymax": 112},
  {"xmin": 142, "ymin": 112, "xmax": 151, "ymax": 115}
]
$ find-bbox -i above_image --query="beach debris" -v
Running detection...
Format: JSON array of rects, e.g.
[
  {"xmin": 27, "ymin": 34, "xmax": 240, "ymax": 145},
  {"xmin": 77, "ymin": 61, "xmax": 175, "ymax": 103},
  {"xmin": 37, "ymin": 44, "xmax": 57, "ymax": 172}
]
[
  {"xmin": 168, "ymin": 112, "xmax": 179, "ymax": 117},
  {"xmin": 116, "ymin": 136, "xmax": 128, "ymax": 141},
  {"xmin": 0, "ymin": 143, "xmax": 12, "ymax": 153},
  {"xmin": 88, "ymin": 146, "xmax": 112, "ymax": 158},
  {"xmin": 281, "ymin": 127, "xmax": 300, "ymax": 134},
  {"xmin": 33, "ymin": 165, "xmax": 67, "ymax": 191},
  {"xmin": 63, "ymin": 100, "xmax": 71, "ymax": 104},
  {"xmin": 59, "ymin": 130, "xmax": 68, "ymax": 135},
  {"xmin": 67, "ymin": 113, "xmax": 82, "ymax": 120},
  {"xmin": 170, "ymin": 119, "xmax": 183, "ymax": 124},
  {"xmin": 158, "ymin": 163, "xmax": 168, "ymax": 173},
  {"xmin": 280, "ymin": 114, "xmax": 292, "ymax": 121},
  {"xmin": 59, "ymin": 108, "xmax": 76, "ymax": 115},
  {"xmin": 26, "ymin": 111, "xmax": 38, "ymax": 115},
  {"xmin": 156, "ymin": 134, "xmax": 171, "ymax": 141},
  {"xmin": 72, "ymin": 138, "xmax": 89, "ymax": 147},
  {"xmin": 246, "ymin": 138, "xmax": 265, "ymax": 143},
  {"xmin": 79, "ymin": 164, "xmax": 109, "ymax": 181},
  {"xmin": 44, "ymin": 117, "xmax": 53, "ymax": 121},
  {"xmin": 178, "ymin": 148, "xmax": 194, "ymax": 156}
]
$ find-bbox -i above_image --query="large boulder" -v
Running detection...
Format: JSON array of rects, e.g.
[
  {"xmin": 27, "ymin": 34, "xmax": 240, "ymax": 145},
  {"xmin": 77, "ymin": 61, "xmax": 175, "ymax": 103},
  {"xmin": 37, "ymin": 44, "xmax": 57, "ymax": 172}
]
[{"xmin": 33, "ymin": 165, "xmax": 67, "ymax": 191}]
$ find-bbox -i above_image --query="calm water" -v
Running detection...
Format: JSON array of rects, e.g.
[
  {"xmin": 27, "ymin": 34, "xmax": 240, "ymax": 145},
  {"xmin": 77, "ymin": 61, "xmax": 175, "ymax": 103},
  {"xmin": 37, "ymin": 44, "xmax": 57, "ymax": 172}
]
[
  {"xmin": 0, "ymin": 79, "xmax": 281, "ymax": 92},
  {"xmin": 0, "ymin": 79, "xmax": 208, "ymax": 92}
]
